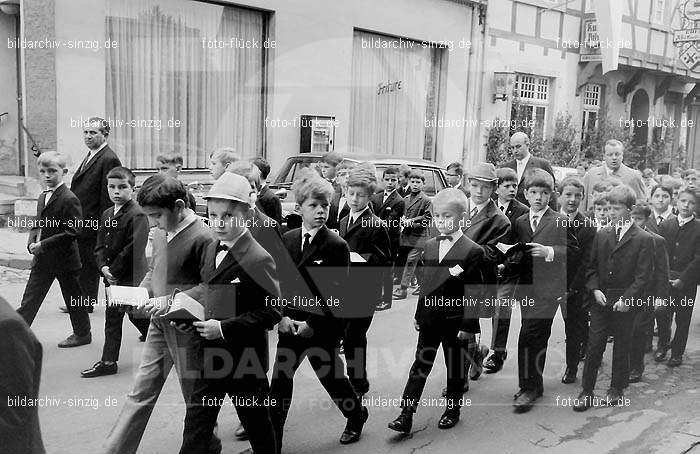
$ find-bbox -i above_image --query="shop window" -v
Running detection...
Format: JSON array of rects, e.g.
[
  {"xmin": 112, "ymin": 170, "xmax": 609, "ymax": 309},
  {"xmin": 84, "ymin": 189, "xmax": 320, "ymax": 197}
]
[
  {"xmin": 511, "ymin": 74, "xmax": 550, "ymax": 138},
  {"xmin": 581, "ymin": 83, "xmax": 601, "ymax": 140}
]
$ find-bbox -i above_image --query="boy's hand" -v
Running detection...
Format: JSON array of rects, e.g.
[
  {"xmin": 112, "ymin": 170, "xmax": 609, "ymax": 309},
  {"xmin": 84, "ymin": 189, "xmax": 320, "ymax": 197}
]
[
  {"xmin": 278, "ymin": 316, "xmax": 296, "ymax": 334},
  {"xmin": 294, "ymin": 321, "xmax": 314, "ymax": 338},
  {"xmin": 170, "ymin": 321, "xmax": 194, "ymax": 334},
  {"xmin": 101, "ymin": 266, "xmax": 118, "ymax": 285},
  {"xmin": 143, "ymin": 295, "xmax": 170, "ymax": 317},
  {"xmin": 653, "ymin": 298, "xmax": 665, "ymax": 311},
  {"xmin": 526, "ymin": 242, "xmax": 551, "ymax": 259},
  {"xmin": 612, "ymin": 299, "xmax": 629, "ymax": 312},
  {"xmin": 670, "ymin": 279, "xmax": 683, "ymax": 289},
  {"xmin": 593, "ymin": 289, "xmax": 607, "ymax": 306},
  {"xmin": 193, "ymin": 320, "xmax": 223, "ymax": 340},
  {"xmin": 28, "ymin": 242, "xmax": 41, "ymax": 254},
  {"xmin": 457, "ymin": 330, "xmax": 468, "ymax": 340},
  {"xmin": 413, "ymin": 320, "xmax": 420, "ymax": 331}
]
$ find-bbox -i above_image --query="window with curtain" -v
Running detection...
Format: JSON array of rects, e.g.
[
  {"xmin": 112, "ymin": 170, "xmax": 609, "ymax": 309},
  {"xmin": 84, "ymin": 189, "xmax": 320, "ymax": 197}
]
[
  {"xmin": 106, "ymin": 0, "xmax": 266, "ymax": 169},
  {"xmin": 349, "ymin": 30, "xmax": 444, "ymax": 160}
]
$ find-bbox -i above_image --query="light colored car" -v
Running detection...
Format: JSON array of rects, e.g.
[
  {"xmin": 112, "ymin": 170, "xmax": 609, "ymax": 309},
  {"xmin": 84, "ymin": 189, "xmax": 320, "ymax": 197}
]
[{"xmin": 552, "ymin": 166, "xmax": 579, "ymax": 184}]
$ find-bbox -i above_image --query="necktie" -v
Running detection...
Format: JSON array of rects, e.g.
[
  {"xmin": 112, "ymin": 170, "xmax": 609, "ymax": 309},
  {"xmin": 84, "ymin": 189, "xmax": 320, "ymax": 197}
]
[
  {"xmin": 657, "ymin": 216, "xmax": 663, "ymax": 225},
  {"xmin": 615, "ymin": 227, "xmax": 622, "ymax": 243},
  {"xmin": 383, "ymin": 192, "xmax": 390, "ymax": 204},
  {"xmin": 500, "ymin": 205, "xmax": 505, "ymax": 212},
  {"xmin": 470, "ymin": 207, "xmax": 478, "ymax": 219},
  {"xmin": 78, "ymin": 151, "xmax": 92, "ymax": 174},
  {"xmin": 531, "ymin": 215, "xmax": 539, "ymax": 232},
  {"xmin": 302, "ymin": 233, "xmax": 311, "ymax": 251},
  {"xmin": 348, "ymin": 215, "xmax": 355, "ymax": 229}
]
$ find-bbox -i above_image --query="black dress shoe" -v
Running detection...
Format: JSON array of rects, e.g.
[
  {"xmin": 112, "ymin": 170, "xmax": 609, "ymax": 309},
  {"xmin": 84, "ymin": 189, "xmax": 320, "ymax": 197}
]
[
  {"xmin": 573, "ymin": 391, "xmax": 594, "ymax": 412},
  {"xmin": 387, "ymin": 410, "xmax": 413, "ymax": 433},
  {"xmin": 81, "ymin": 361, "xmax": 117, "ymax": 378},
  {"xmin": 87, "ymin": 305, "xmax": 94, "ymax": 313},
  {"xmin": 58, "ymin": 333, "xmax": 92, "ymax": 348},
  {"xmin": 392, "ymin": 288, "xmax": 407, "ymax": 300},
  {"xmin": 605, "ymin": 388, "xmax": 624, "ymax": 406},
  {"xmin": 138, "ymin": 334, "xmax": 147, "ymax": 342},
  {"xmin": 668, "ymin": 356, "xmax": 683, "ymax": 367},
  {"xmin": 469, "ymin": 345, "xmax": 489, "ymax": 380},
  {"xmin": 411, "ymin": 286, "xmax": 421, "ymax": 296},
  {"xmin": 606, "ymin": 335, "xmax": 614, "ymax": 343},
  {"xmin": 59, "ymin": 305, "xmax": 69, "ymax": 313},
  {"xmin": 484, "ymin": 353, "xmax": 506, "ymax": 373},
  {"xmin": 339, "ymin": 406, "xmax": 368, "ymax": 444},
  {"xmin": 437, "ymin": 409, "xmax": 460, "ymax": 429},
  {"xmin": 513, "ymin": 389, "xmax": 539, "ymax": 413},
  {"xmin": 234, "ymin": 422, "xmax": 248, "ymax": 440},
  {"xmin": 442, "ymin": 383, "xmax": 468, "ymax": 397},
  {"xmin": 375, "ymin": 302, "xmax": 392, "ymax": 312},
  {"xmin": 561, "ymin": 367, "xmax": 577, "ymax": 384},
  {"xmin": 628, "ymin": 370, "xmax": 643, "ymax": 383},
  {"xmin": 654, "ymin": 347, "xmax": 668, "ymax": 362}
]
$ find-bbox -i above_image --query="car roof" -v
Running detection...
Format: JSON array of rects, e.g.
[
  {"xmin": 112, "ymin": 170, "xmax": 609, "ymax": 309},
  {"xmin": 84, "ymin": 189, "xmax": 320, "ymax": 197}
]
[{"xmin": 285, "ymin": 153, "xmax": 444, "ymax": 168}]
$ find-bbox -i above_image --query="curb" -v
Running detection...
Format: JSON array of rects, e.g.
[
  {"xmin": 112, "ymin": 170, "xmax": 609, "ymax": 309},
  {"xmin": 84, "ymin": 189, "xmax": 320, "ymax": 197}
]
[{"xmin": 0, "ymin": 253, "xmax": 32, "ymax": 270}]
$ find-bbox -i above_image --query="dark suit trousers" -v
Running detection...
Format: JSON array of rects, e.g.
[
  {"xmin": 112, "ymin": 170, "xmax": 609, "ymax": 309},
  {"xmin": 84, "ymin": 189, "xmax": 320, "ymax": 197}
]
[
  {"xmin": 517, "ymin": 300, "xmax": 559, "ymax": 392},
  {"xmin": 491, "ymin": 279, "xmax": 518, "ymax": 353},
  {"xmin": 18, "ymin": 268, "xmax": 90, "ymax": 336},
  {"xmin": 581, "ymin": 304, "xmax": 634, "ymax": 392},
  {"xmin": 78, "ymin": 235, "xmax": 100, "ymax": 308},
  {"xmin": 402, "ymin": 318, "xmax": 468, "ymax": 411},
  {"xmin": 342, "ymin": 316, "xmax": 374, "ymax": 394},
  {"xmin": 656, "ymin": 287, "xmax": 696, "ymax": 358},
  {"xmin": 562, "ymin": 290, "xmax": 590, "ymax": 370},
  {"xmin": 102, "ymin": 305, "xmax": 150, "ymax": 362},
  {"xmin": 269, "ymin": 331, "xmax": 362, "ymax": 452},
  {"xmin": 631, "ymin": 309, "xmax": 653, "ymax": 373}
]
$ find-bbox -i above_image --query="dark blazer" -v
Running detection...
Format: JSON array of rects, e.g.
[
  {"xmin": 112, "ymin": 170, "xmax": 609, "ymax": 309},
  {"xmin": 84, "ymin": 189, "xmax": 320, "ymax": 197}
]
[
  {"xmin": 28, "ymin": 184, "xmax": 82, "ymax": 272},
  {"xmin": 1, "ymin": 296, "xmax": 45, "ymax": 454},
  {"xmin": 586, "ymin": 223, "xmax": 654, "ymax": 308},
  {"xmin": 370, "ymin": 189, "xmax": 405, "ymax": 254},
  {"xmin": 249, "ymin": 208, "xmax": 286, "ymax": 265},
  {"xmin": 464, "ymin": 199, "xmax": 511, "ymax": 270},
  {"xmin": 279, "ymin": 225, "xmax": 350, "ymax": 336},
  {"xmin": 501, "ymin": 155, "xmax": 556, "ymax": 207},
  {"xmin": 327, "ymin": 192, "xmax": 350, "ymax": 231},
  {"xmin": 256, "ymin": 184, "xmax": 283, "ymax": 225},
  {"xmin": 501, "ymin": 198, "xmax": 529, "ymax": 225},
  {"xmin": 415, "ymin": 234, "xmax": 485, "ymax": 333},
  {"xmin": 94, "ymin": 199, "xmax": 149, "ymax": 286},
  {"xmin": 400, "ymin": 191, "xmax": 432, "ymax": 248},
  {"xmin": 659, "ymin": 216, "xmax": 700, "ymax": 290},
  {"xmin": 643, "ymin": 226, "xmax": 670, "ymax": 302},
  {"xmin": 510, "ymin": 208, "xmax": 579, "ymax": 304},
  {"xmin": 70, "ymin": 144, "xmax": 121, "ymax": 237},
  {"xmin": 397, "ymin": 185, "xmax": 410, "ymax": 198},
  {"xmin": 186, "ymin": 231, "xmax": 282, "ymax": 373},
  {"xmin": 339, "ymin": 208, "xmax": 392, "ymax": 316},
  {"xmin": 568, "ymin": 212, "xmax": 597, "ymax": 293}
]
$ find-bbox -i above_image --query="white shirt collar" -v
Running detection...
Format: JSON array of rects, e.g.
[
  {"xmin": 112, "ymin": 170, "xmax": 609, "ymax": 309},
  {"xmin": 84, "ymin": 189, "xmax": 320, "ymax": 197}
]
[
  {"xmin": 654, "ymin": 206, "xmax": 673, "ymax": 221},
  {"xmin": 114, "ymin": 203, "xmax": 125, "ymax": 214},
  {"xmin": 45, "ymin": 181, "xmax": 64, "ymax": 192},
  {"xmin": 613, "ymin": 220, "xmax": 633, "ymax": 239},
  {"xmin": 498, "ymin": 199, "xmax": 510, "ymax": 211},
  {"xmin": 384, "ymin": 188, "xmax": 396, "ymax": 197},
  {"xmin": 469, "ymin": 199, "xmax": 489, "ymax": 215},
  {"xmin": 439, "ymin": 229, "xmax": 463, "ymax": 242},
  {"xmin": 349, "ymin": 206, "xmax": 369, "ymax": 224},
  {"xmin": 218, "ymin": 228, "xmax": 247, "ymax": 251},
  {"xmin": 516, "ymin": 153, "xmax": 531, "ymax": 165},
  {"xmin": 166, "ymin": 209, "xmax": 197, "ymax": 242},
  {"xmin": 529, "ymin": 207, "xmax": 547, "ymax": 220},
  {"xmin": 87, "ymin": 141, "xmax": 108, "ymax": 156},
  {"xmin": 301, "ymin": 224, "xmax": 321, "ymax": 247},
  {"xmin": 678, "ymin": 215, "xmax": 695, "ymax": 227}
]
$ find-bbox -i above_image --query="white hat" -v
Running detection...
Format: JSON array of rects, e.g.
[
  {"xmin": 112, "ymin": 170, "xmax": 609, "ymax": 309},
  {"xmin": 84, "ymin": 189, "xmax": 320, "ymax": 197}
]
[{"xmin": 204, "ymin": 172, "xmax": 251, "ymax": 205}]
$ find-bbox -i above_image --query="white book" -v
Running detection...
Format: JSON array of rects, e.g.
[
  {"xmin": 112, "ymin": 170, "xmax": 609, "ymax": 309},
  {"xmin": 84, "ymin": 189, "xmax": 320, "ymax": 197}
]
[
  {"xmin": 350, "ymin": 252, "xmax": 367, "ymax": 263},
  {"xmin": 105, "ymin": 286, "xmax": 150, "ymax": 307}
]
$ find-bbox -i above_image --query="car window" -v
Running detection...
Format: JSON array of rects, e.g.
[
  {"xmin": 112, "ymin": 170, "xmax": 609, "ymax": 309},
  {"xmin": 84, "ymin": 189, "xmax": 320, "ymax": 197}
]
[{"xmin": 416, "ymin": 168, "xmax": 436, "ymax": 196}]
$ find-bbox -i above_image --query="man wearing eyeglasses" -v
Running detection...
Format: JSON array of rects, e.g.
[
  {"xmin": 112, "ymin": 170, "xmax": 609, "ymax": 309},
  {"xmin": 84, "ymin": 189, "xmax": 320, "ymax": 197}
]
[
  {"xmin": 501, "ymin": 132, "xmax": 556, "ymax": 209},
  {"xmin": 445, "ymin": 162, "xmax": 469, "ymax": 198}
]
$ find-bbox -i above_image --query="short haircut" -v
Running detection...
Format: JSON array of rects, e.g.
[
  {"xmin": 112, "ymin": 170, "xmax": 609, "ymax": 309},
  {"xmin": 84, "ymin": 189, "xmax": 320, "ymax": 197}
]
[
  {"xmin": 228, "ymin": 161, "xmax": 256, "ymax": 182},
  {"xmin": 37, "ymin": 151, "xmax": 67, "ymax": 169},
  {"xmin": 593, "ymin": 194, "xmax": 608, "ymax": 207},
  {"xmin": 210, "ymin": 147, "xmax": 239, "ymax": 165},
  {"xmin": 407, "ymin": 170, "xmax": 424, "ymax": 182},
  {"xmin": 667, "ymin": 177, "xmax": 684, "ymax": 190},
  {"xmin": 605, "ymin": 184, "xmax": 636, "ymax": 209},
  {"xmin": 523, "ymin": 168, "xmax": 554, "ymax": 191},
  {"xmin": 604, "ymin": 139, "xmax": 623, "ymax": 149},
  {"xmin": 137, "ymin": 174, "xmax": 187, "ymax": 209},
  {"xmin": 682, "ymin": 168, "xmax": 697, "ymax": 179},
  {"xmin": 383, "ymin": 166, "xmax": 400, "ymax": 177},
  {"xmin": 252, "ymin": 156, "xmax": 271, "ymax": 179},
  {"xmin": 106, "ymin": 166, "xmax": 136, "ymax": 187},
  {"xmin": 559, "ymin": 176, "xmax": 584, "ymax": 194},
  {"xmin": 677, "ymin": 188, "xmax": 698, "ymax": 202},
  {"xmin": 398, "ymin": 164, "xmax": 411, "ymax": 178},
  {"xmin": 292, "ymin": 168, "xmax": 334, "ymax": 204},
  {"xmin": 496, "ymin": 167, "xmax": 518, "ymax": 186},
  {"xmin": 156, "ymin": 153, "xmax": 183, "ymax": 166},
  {"xmin": 86, "ymin": 116, "xmax": 110, "ymax": 137},
  {"xmin": 650, "ymin": 184, "xmax": 673, "ymax": 198},
  {"xmin": 346, "ymin": 163, "xmax": 378, "ymax": 194},
  {"xmin": 336, "ymin": 160, "xmax": 356, "ymax": 174},
  {"xmin": 630, "ymin": 201, "xmax": 652, "ymax": 218},
  {"xmin": 321, "ymin": 152, "xmax": 342, "ymax": 167},
  {"xmin": 433, "ymin": 187, "xmax": 468, "ymax": 214},
  {"xmin": 446, "ymin": 162, "xmax": 464, "ymax": 176}
]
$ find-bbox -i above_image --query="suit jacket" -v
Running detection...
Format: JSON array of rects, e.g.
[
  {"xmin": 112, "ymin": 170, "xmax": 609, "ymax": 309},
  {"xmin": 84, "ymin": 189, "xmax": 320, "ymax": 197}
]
[
  {"xmin": 249, "ymin": 208, "xmax": 286, "ymax": 266},
  {"xmin": 397, "ymin": 185, "xmax": 410, "ymax": 198},
  {"xmin": 581, "ymin": 163, "xmax": 646, "ymax": 212},
  {"xmin": 586, "ymin": 223, "xmax": 654, "ymax": 308},
  {"xmin": 568, "ymin": 212, "xmax": 597, "ymax": 292},
  {"xmin": 279, "ymin": 226, "xmax": 350, "ymax": 337},
  {"xmin": 185, "ymin": 231, "xmax": 281, "ymax": 373},
  {"xmin": 256, "ymin": 184, "xmax": 283, "ymax": 225},
  {"xmin": 327, "ymin": 192, "xmax": 350, "ymax": 231},
  {"xmin": 415, "ymin": 235, "xmax": 485, "ymax": 333},
  {"xmin": 644, "ymin": 227, "xmax": 670, "ymax": 303},
  {"xmin": 659, "ymin": 216, "xmax": 700, "ymax": 290},
  {"xmin": 510, "ymin": 207, "xmax": 579, "ymax": 304},
  {"xmin": 95, "ymin": 199, "xmax": 149, "ymax": 286},
  {"xmin": 28, "ymin": 184, "xmax": 82, "ymax": 272},
  {"xmin": 370, "ymin": 189, "xmax": 405, "ymax": 254},
  {"xmin": 400, "ymin": 191, "xmax": 432, "ymax": 248},
  {"xmin": 339, "ymin": 208, "xmax": 392, "ymax": 316},
  {"xmin": 70, "ymin": 145, "xmax": 121, "ymax": 237},
  {"xmin": 501, "ymin": 199, "xmax": 529, "ymax": 225},
  {"xmin": 502, "ymin": 155, "xmax": 556, "ymax": 207},
  {"xmin": 1, "ymin": 296, "xmax": 45, "ymax": 454}
]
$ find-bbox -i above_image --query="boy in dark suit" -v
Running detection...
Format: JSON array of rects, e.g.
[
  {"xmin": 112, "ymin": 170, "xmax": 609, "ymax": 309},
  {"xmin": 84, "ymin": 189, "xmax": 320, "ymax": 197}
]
[
  {"xmin": 573, "ymin": 185, "xmax": 654, "ymax": 411},
  {"xmin": 393, "ymin": 171, "xmax": 432, "ymax": 300},
  {"xmin": 387, "ymin": 188, "xmax": 485, "ymax": 433},
  {"xmin": 178, "ymin": 172, "xmax": 281, "ymax": 454},
  {"xmin": 253, "ymin": 156, "xmax": 283, "ymax": 224},
  {"xmin": 655, "ymin": 189, "xmax": 700, "ymax": 366},
  {"xmin": 558, "ymin": 176, "xmax": 597, "ymax": 385},
  {"xmin": 509, "ymin": 169, "xmax": 578, "ymax": 413},
  {"xmin": 269, "ymin": 169, "xmax": 368, "ymax": 450},
  {"xmin": 17, "ymin": 151, "xmax": 91, "ymax": 347},
  {"xmin": 370, "ymin": 166, "xmax": 405, "ymax": 311},
  {"xmin": 485, "ymin": 167, "xmax": 529, "ymax": 373},
  {"xmin": 81, "ymin": 167, "xmax": 150, "ymax": 378},
  {"xmin": 340, "ymin": 164, "xmax": 391, "ymax": 396}
]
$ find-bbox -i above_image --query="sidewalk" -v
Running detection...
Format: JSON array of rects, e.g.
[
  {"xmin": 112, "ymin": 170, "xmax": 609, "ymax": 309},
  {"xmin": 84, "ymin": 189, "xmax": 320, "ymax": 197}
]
[{"xmin": 0, "ymin": 227, "xmax": 33, "ymax": 269}]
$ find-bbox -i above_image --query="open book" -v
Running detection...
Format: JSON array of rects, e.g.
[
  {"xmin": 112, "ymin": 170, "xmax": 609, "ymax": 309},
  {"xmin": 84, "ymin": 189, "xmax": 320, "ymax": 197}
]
[
  {"xmin": 161, "ymin": 290, "xmax": 204, "ymax": 326},
  {"xmin": 349, "ymin": 252, "xmax": 367, "ymax": 263},
  {"xmin": 105, "ymin": 286, "xmax": 150, "ymax": 308},
  {"xmin": 495, "ymin": 242, "xmax": 532, "ymax": 257}
]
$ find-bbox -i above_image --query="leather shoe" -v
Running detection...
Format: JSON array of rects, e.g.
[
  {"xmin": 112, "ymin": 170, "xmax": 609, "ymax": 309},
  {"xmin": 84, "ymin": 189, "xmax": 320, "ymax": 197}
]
[
  {"xmin": 58, "ymin": 333, "xmax": 92, "ymax": 348},
  {"xmin": 484, "ymin": 352, "xmax": 506, "ymax": 373},
  {"xmin": 654, "ymin": 347, "xmax": 668, "ymax": 362},
  {"xmin": 234, "ymin": 423, "xmax": 248, "ymax": 440},
  {"xmin": 605, "ymin": 388, "xmax": 624, "ymax": 406},
  {"xmin": 387, "ymin": 410, "xmax": 412, "ymax": 433},
  {"xmin": 59, "ymin": 305, "xmax": 69, "ymax": 313},
  {"xmin": 81, "ymin": 361, "xmax": 117, "ymax": 378},
  {"xmin": 375, "ymin": 302, "xmax": 392, "ymax": 312},
  {"xmin": 513, "ymin": 389, "xmax": 541, "ymax": 413},
  {"xmin": 339, "ymin": 406, "xmax": 368, "ymax": 444},
  {"xmin": 561, "ymin": 367, "xmax": 577, "ymax": 384},
  {"xmin": 573, "ymin": 391, "xmax": 594, "ymax": 412},
  {"xmin": 469, "ymin": 344, "xmax": 489, "ymax": 380},
  {"xmin": 442, "ymin": 383, "xmax": 468, "ymax": 397},
  {"xmin": 437, "ymin": 409, "xmax": 460, "ymax": 429},
  {"xmin": 392, "ymin": 288, "xmax": 407, "ymax": 300},
  {"xmin": 411, "ymin": 286, "xmax": 421, "ymax": 296},
  {"xmin": 668, "ymin": 356, "xmax": 683, "ymax": 367},
  {"xmin": 628, "ymin": 370, "xmax": 643, "ymax": 383}
]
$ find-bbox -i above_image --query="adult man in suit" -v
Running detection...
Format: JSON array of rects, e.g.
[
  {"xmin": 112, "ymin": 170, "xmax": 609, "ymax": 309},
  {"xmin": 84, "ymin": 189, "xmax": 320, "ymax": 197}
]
[
  {"xmin": 581, "ymin": 139, "xmax": 646, "ymax": 212},
  {"xmin": 253, "ymin": 157, "xmax": 283, "ymax": 225},
  {"xmin": 501, "ymin": 131, "xmax": 556, "ymax": 208},
  {"xmin": 1, "ymin": 296, "xmax": 45, "ymax": 454},
  {"xmin": 71, "ymin": 117, "xmax": 122, "ymax": 313},
  {"xmin": 446, "ymin": 162, "xmax": 469, "ymax": 197}
]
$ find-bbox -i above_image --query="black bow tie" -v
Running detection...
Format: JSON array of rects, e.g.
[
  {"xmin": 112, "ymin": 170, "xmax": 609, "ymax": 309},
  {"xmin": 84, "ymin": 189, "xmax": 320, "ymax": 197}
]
[
  {"xmin": 436, "ymin": 235, "xmax": 452, "ymax": 242},
  {"xmin": 43, "ymin": 189, "xmax": 54, "ymax": 193},
  {"xmin": 216, "ymin": 243, "xmax": 229, "ymax": 253}
]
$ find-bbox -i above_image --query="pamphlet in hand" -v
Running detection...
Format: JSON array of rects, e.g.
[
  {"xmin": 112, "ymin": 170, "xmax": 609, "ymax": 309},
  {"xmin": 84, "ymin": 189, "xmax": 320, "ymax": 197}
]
[
  {"xmin": 349, "ymin": 252, "xmax": 367, "ymax": 263},
  {"xmin": 161, "ymin": 289, "xmax": 204, "ymax": 327},
  {"xmin": 105, "ymin": 285, "xmax": 150, "ymax": 309},
  {"xmin": 496, "ymin": 242, "xmax": 532, "ymax": 257}
]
